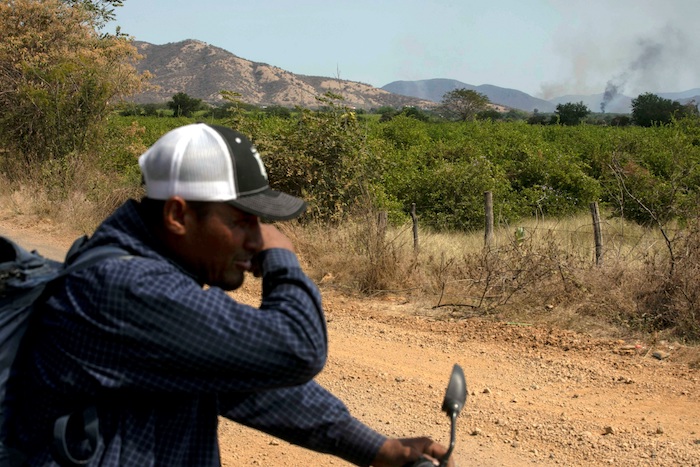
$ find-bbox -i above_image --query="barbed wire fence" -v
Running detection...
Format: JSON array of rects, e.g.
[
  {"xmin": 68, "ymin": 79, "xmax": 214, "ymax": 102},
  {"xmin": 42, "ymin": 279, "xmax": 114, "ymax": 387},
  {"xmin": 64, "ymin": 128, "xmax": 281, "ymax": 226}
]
[{"xmin": 372, "ymin": 191, "xmax": 677, "ymax": 270}]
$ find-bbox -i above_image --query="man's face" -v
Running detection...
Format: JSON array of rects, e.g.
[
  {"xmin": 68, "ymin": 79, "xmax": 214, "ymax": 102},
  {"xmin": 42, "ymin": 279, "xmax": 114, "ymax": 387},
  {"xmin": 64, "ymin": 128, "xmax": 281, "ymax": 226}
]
[{"xmin": 182, "ymin": 202, "xmax": 263, "ymax": 290}]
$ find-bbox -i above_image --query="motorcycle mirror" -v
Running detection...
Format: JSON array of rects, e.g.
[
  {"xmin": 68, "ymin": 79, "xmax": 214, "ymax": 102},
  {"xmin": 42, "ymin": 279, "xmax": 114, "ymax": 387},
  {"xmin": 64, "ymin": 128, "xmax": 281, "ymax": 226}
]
[{"xmin": 441, "ymin": 364, "xmax": 467, "ymax": 418}]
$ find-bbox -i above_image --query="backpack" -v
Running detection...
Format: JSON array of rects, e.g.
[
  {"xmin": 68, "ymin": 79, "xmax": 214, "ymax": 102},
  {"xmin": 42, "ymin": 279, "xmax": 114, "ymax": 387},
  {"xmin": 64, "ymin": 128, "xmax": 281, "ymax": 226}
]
[{"xmin": 0, "ymin": 235, "xmax": 127, "ymax": 467}]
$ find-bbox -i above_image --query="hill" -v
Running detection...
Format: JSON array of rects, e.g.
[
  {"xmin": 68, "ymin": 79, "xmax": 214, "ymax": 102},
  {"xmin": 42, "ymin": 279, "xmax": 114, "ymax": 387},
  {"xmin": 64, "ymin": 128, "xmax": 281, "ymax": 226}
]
[
  {"xmin": 382, "ymin": 78, "xmax": 556, "ymax": 113},
  {"xmin": 383, "ymin": 79, "xmax": 700, "ymax": 114},
  {"xmin": 124, "ymin": 39, "xmax": 699, "ymax": 114},
  {"xmin": 128, "ymin": 40, "xmax": 434, "ymax": 110}
]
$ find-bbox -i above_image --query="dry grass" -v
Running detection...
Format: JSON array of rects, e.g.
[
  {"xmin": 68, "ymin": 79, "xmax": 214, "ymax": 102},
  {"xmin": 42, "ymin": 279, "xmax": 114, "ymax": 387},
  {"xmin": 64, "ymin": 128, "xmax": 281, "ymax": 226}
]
[
  {"xmin": 0, "ymin": 151, "xmax": 143, "ymax": 234},
  {"xmin": 288, "ymin": 212, "xmax": 700, "ymax": 343},
  {"xmin": 1, "ymin": 171, "xmax": 697, "ymax": 344}
]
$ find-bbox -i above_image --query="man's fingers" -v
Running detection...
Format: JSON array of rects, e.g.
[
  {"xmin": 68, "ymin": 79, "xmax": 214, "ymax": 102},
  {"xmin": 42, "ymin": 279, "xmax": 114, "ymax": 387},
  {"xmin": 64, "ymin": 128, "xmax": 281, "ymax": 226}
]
[{"xmin": 259, "ymin": 224, "xmax": 295, "ymax": 252}]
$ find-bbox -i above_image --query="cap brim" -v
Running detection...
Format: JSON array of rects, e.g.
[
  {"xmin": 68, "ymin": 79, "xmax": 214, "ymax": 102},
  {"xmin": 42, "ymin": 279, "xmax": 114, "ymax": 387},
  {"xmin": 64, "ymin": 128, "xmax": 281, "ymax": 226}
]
[{"xmin": 227, "ymin": 189, "xmax": 307, "ymax": 221}]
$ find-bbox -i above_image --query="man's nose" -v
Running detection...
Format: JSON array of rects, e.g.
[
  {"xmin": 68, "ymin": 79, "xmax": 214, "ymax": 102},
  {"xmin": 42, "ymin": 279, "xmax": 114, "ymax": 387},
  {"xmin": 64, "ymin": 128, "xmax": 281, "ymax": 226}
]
[{"xmin": 245, "ymin": 219, "xmax": 263, "ymax": 250}]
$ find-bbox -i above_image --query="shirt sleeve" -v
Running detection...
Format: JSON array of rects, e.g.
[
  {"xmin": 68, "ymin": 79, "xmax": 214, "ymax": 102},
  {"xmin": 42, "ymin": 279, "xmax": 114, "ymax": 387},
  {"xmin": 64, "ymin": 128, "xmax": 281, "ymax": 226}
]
[
  {"xmin": 219, "ymin": 381, "xmax": 387, "ymax": 467},
  {"xmin": 50, "ymin": 248, "xmax": 327, "ymax": 394}
]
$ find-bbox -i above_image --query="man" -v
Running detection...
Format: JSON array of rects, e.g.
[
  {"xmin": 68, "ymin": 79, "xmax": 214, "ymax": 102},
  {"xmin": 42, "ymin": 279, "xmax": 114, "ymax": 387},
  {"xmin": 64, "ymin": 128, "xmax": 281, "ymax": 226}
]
[{"xmin": 8, "ymin": 123, "xmax": 451, "ymax": 466}]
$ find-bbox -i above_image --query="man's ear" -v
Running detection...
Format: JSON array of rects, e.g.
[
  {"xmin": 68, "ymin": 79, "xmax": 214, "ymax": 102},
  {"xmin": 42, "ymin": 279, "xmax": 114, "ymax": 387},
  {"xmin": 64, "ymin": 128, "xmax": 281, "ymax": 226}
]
[{"xmin": 162, "ymin": 197, "xmax": 190, "ymax": 236}]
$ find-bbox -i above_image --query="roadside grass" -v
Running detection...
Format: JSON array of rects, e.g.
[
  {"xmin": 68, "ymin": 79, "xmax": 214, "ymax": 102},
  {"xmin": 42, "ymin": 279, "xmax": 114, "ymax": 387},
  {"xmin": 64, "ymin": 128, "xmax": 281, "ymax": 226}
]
[
  {"xmin": 287, "ymin": 212, "xmax": 700, "ymax": 344},
  {"xmin": 0, "ymin": 148, "xmax": 144, "ymax": 234},
  {"xmin": 1, "ymin": 170, "xmax": 698, "ymax": 346}
]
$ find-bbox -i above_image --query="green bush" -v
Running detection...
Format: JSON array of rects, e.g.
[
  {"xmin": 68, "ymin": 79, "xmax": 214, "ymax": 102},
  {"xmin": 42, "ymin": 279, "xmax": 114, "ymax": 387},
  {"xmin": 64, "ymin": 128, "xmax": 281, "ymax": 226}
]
[{"xmin": 100, "ymin": 112, "xmax": 700, "ymax": 233}]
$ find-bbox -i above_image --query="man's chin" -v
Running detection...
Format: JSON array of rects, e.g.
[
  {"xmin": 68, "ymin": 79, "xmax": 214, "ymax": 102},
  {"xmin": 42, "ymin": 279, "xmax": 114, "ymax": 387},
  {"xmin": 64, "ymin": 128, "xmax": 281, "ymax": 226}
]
[{"xmin": 213, "ymin": 273, "xmax": 245, "ymax": 291}]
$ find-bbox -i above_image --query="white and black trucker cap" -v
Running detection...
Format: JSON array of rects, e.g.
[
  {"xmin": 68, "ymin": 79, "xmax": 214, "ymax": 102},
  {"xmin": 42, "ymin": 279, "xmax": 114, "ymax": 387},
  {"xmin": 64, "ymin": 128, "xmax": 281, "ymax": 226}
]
[{"xmin": 138, "ymin": 123, "xmax": 306, "ymax": 220}]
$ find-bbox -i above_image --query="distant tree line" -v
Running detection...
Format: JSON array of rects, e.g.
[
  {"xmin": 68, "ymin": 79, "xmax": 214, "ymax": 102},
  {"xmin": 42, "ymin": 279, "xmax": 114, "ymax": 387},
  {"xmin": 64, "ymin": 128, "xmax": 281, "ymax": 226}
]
[{"xmin": 117, "ymin": 87, "xmax": 700, "ymax": 130}]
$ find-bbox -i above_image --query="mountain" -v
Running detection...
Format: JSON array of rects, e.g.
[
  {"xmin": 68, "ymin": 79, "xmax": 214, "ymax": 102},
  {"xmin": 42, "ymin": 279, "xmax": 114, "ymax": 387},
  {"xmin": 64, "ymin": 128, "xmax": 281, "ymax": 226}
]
[
  {"xmin": 383, "ymin": 79, "xmax": 555, "ymax": 113},
  {"xmin": 382, "ymin": 79, "xmax": 700, "ymax": 114},
  {"xmin": 127, "ymin": 39, "xmax": 699, "ymax": 114},
  {"xmin": 661, "ymin": 88, "xmax": 700, "ymax": 100},
  {"xmin": 128, "ymin": 40, "xmax": 433, "ymax": 110}
]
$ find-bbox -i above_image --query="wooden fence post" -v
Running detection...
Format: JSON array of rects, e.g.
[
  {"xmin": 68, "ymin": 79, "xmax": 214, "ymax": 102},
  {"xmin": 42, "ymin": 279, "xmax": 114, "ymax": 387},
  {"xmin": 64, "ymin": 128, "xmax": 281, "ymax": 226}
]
[
  {"xmin": 377, "ymin": 211, "xmax": 388, "ymax": 242},
  {"xmin": 411, "ymin": 203, "xmax": 419, "ymax": 253},
  {"xmin": 484, "ymin": 191, "xmax": 494, "ymax": 247},
  {"xmin": 590, "ymin": 202, "xmax": 603, "ymax": 266}
]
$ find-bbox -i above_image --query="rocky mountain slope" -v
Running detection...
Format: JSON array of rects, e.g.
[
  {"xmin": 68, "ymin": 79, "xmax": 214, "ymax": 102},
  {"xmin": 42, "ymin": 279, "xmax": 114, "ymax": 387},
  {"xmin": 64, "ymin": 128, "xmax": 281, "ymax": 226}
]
[
  {"xmin": 125, "ymin": 39, "xmax": 699, "ymax": 114},
  {"xmin": 128, "ymin": 40, "xmax": 434, "ymax": 110}
]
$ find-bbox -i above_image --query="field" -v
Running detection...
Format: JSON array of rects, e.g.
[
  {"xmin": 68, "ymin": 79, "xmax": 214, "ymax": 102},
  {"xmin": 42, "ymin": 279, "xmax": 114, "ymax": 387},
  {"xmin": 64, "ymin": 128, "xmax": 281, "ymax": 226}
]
[
  {"xmin": 3, "ymin": 6, "xmax": 699, "ymax": 464},
  {"xmin": 1, "ymin": 207, "xmax": 698, "ymax": 466},
  {"xmin": 2, "ymin": 113, "xmax": 700, "ymax": 465}
]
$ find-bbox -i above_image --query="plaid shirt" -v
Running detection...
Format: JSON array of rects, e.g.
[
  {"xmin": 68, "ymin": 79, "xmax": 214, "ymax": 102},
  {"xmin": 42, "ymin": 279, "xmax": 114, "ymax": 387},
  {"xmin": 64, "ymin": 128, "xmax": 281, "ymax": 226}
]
[{"xmin": 9, "ymin": 200, "xmax": 385, "ymax": 466}]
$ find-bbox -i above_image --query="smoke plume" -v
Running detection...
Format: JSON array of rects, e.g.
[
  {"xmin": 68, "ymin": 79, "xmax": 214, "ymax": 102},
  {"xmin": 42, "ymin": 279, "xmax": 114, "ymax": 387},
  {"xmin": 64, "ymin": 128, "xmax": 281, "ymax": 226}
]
[{"xmin": 600, "ymin": 26, "xmax": 684, "ymax": 113}]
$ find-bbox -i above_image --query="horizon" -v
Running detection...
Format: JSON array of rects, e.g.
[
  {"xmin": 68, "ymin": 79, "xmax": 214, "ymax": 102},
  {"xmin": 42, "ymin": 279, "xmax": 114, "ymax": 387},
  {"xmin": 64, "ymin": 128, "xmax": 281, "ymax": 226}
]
[
  {"xmin": 132, "ymin": 38, "xmax": 700, "ymax": 106},
  {"xmin": 113, "ymin": 1, "xmax": 700, "ymax": 100}
]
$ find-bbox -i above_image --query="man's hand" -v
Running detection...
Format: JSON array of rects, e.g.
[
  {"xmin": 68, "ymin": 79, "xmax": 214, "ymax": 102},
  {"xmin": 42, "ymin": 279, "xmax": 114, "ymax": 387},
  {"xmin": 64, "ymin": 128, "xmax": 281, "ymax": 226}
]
[
  {"xmin": 371, "ymin": 437, "xmax": 454, "ymax": 467},
  {"xmin": 259, "ymin": 223, "xmax": 295, "ymax": 252},
  {"xmin": 251, "ymin": 224, "xmax": 295, "ymax": 277}
]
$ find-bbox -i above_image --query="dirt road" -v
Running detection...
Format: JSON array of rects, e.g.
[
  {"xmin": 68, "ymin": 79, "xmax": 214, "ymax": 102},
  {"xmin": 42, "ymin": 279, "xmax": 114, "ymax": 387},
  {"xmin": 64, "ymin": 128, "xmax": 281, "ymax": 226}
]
[{"xmin": 1, "ymin": 218, "xmax": 699, "ymax": 466}]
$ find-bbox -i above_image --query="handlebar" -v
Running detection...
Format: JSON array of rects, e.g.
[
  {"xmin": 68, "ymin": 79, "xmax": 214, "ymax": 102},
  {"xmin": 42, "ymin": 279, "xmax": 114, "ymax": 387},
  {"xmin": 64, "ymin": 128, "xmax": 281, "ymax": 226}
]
[{"xmin": 410, "ymin": 457, "xmax": 437, "ymax": 467}]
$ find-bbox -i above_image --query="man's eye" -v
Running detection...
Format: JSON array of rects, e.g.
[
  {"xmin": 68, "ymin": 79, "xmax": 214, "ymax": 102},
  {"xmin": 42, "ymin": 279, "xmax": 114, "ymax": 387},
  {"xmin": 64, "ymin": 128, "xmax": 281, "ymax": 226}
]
[{"xmin": 230, "ymin": 218, "xmax": 256, "ymax": 229}]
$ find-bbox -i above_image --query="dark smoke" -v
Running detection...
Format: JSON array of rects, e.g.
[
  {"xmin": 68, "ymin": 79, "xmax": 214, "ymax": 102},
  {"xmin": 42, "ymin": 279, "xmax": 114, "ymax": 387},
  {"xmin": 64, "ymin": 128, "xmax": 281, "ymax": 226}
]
[
  {"xmin": 600, "ymin": 80, "xmax": 622, "ymax": 113},
  {"xmin": 599, "ymin": 29, "xmax": 678, "ymax": 113}
]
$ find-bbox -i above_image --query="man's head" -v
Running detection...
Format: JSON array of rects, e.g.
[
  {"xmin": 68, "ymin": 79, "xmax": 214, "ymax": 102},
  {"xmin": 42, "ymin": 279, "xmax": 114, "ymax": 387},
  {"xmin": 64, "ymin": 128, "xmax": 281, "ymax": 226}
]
[
  {"xmin": 138, "ymin": 123, "xmax": 305, "ymax": 290},
  {"xmin": 139, "ymin": 123, "xmax": 305, "ymax": 220}
]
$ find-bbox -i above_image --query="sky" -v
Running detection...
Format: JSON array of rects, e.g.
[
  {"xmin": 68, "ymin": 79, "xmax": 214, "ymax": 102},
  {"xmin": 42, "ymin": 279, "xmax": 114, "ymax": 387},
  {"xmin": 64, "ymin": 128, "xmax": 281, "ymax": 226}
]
[{"xmin": 113, "ymin": 0, "xmax": 700, "ymax": 99}]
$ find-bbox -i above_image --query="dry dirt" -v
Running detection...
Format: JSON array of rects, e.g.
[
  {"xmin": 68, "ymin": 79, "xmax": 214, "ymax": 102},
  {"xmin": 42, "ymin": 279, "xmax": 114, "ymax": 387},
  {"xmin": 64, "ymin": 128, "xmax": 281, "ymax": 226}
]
[{"xmin": 1, "ymin": 215, "xmax": 699, "ymax": 467}]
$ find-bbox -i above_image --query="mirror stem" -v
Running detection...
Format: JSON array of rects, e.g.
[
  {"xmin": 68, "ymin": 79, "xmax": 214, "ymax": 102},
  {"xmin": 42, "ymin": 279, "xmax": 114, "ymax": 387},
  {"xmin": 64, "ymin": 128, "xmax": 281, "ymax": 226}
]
[{"xmin": 439, "ymin": 411, "xmax": 458, "ymax": 467}]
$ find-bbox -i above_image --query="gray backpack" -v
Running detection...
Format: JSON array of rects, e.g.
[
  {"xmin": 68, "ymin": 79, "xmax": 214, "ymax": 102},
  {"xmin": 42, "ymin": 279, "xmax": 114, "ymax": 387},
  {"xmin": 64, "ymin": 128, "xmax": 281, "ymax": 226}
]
[{"xmin": 0, "ymin": 235, "xmax": 126, "ymax": 466}]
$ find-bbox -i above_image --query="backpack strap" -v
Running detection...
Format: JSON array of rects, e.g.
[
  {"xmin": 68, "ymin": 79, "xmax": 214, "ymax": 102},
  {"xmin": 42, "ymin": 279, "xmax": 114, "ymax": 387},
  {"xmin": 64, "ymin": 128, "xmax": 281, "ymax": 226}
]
[
  {"xmin": 64, "ymin": 246, "xmax": 131, "ymax": 275},
  {"xmin": 50, "ymin": 241, "xmax": 129, "ymax": 467},
  {"xmin": 63, "ymin": 236, "xmax": 131, "ymax": 276},
  {"xmin": 52, "ymin": 407, "xmax": 99, "ymax": 467}
]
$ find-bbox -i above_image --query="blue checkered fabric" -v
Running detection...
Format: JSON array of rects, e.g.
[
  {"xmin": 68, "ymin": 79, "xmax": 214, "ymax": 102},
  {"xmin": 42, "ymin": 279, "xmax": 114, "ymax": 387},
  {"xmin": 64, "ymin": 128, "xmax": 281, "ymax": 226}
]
[{"xmin": 8, "ymin": 200, "xmax": 385, "ymax": 466}]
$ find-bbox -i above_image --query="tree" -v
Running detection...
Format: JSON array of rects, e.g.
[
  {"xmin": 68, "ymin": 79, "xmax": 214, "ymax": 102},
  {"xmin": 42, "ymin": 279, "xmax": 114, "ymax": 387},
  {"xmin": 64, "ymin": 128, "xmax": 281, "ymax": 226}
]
[
  {"xmin": 527, "ymin": 113, "xmax": 550, "ymax": 125},
  {"xmin": 554, "ymin": 102, "xmax": 590, "ymax": 126},
  {"xmin": 0, "ymin": 0, "xmax": 146, "ymax": 171},
  {"xmin": 62, "ymin": 0, "xmax": 125, "ymax": 31},
  {"xmin": 264, "ymin": 105, "xmax": 292, "ymax": 119},
  {"xmin": 167, "ymin": 92, "xmax": 203, "ymax": 117},
  {"xmin": 440, "ymin": 88, "xmax": 490, "ymax": 121},
  {"xmin": 610, "ymin": 115, "xmax": 631, "ymax": 127},
  {"xmin": 476, "ymin": 108, "xmax": 503, "ymax": 121},
  {"xmin": 252, "ymin": 93, "xmax": 370, "ymax": 223},
  {"xmin": 631, "ymin": 92, "xmax": 688, "ymax": 127}
]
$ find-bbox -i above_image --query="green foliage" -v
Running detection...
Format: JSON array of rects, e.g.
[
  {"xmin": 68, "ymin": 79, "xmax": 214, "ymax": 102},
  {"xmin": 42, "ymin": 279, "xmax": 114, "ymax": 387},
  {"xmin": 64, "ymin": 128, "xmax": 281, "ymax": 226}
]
[
  {"xmin": 167, "ymin": 92, "xmax": 204, "ymax": 118},
  {"xmin": 379, "ymin": 115, "xmax": 431, "ymax": 150},
  {"xmin": 0, "ymin": 0, "xmax": 145, "ymax": 182},
  {"xmin": 399, "ymin": 152, "xmax": 512, "ymax": 231},
  {"xmin": 439, "ymin": 88, "xmax": 490, "ymax": 121},
  {"xmin": 62, "ymin": 0, "xmax": 125, "ymax": 31},
  {"xmin": 99, "ymin": 110, "xmax": 700, "ymax": 233},
  {"xmin": 118, "ymin": 102, "xmax": 168, "ymax": 117},
  {"xmin": 527, "ymin": 112, "xmax": 551, "ymax": 125},
  {"xmin": 601, "ymin": 117, "xmax": 700, "ymax": 225},
  {"xmin": 244, "ymin": 93, "xmax": 373, "ymax": 222},
  {"xmin": 554, "ymin": 101, "xmax": 591, "ymax": 126},
  {"xmin": 631, "ymin": 92, "xmax": 692, "ymax": 127},
  {"xmin": 368, "ymin": 119, "xmax": 601, "ymax": 229},
  {"xmin": 201, "ymin": 102, "xmax": 235, "ymax": 120},
  {"xmin": 264, "ymin": 105, "xmax": 292, "ymax": 119},
  {"xmin": 610, "ymin": 115, "xmax": 631, "ymax": 127},
  {"xmin": 476, "ymin": 108, "xmax": 503, "ymax": 121},
  {"xmin": 500, "ymin": 109, "xmax": 529, "ymax": 122}
]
